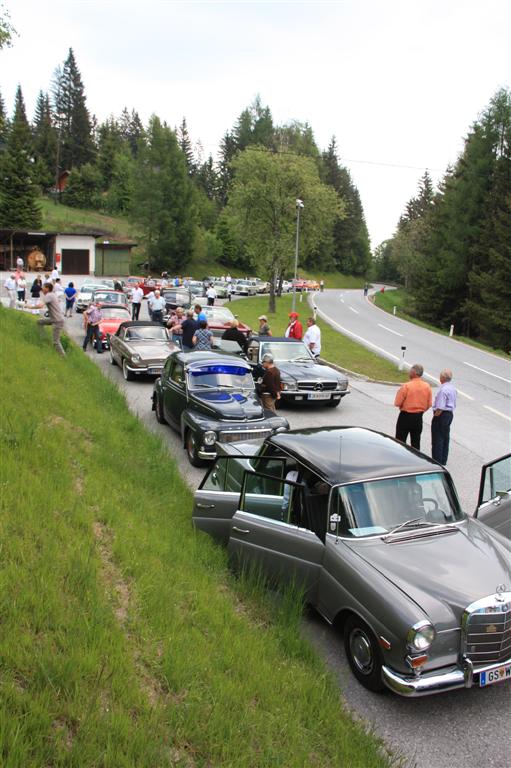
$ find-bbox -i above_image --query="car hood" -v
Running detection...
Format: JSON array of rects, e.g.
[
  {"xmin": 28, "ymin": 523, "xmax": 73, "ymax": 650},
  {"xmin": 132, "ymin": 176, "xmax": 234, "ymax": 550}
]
[
  {"xmin": 346, "ymin": 518, "xmax": 511, "ymax": 630},
  {"xmin": 129, "ymin": 340, "xmax": 176, "ymax": 360},
  {"xmin": 190, "ymin": 391, "xmax": 263, "ymax": 420},
  {"xmin": 101, "ymin": 318, "xmax": 130, "ymax": 332},
  {"xmin": 278, "ymin": 361, "xmax": 342, "ymax": 382}
]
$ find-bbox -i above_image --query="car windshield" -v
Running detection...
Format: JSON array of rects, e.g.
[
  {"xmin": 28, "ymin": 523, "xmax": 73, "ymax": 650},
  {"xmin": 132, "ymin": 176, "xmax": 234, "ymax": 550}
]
[
  {"xmin": 125, "ymin": 326, "xmax": 169, "ymax": 341},
  {"xmin": 94, "ymin": 292, "xmax": 125, "ymax": 303},
  {"xmin": 163, "ymin": 290, "xmax": 190, "ymax": 302},
  {"xmin": 188, "ymin": 364, "xmax": 254, "ymax": 390},
  {"xmin": 81, "ymin": 285, "xmax": 104, "ymax": 293},
  {"xmin": 203, "ymin": 307, "xmax": 235, "ymax": 323},
  {"xmin": 100, "ymin": 308, "xmax": 131, "ymax": 319},
  {"xmin": 260, "ymin": 341, "xmax": 313, "ymax": 362},
  {"xmin": 331, "ymin": 472, "xmax": 464, "ymax": 538}
]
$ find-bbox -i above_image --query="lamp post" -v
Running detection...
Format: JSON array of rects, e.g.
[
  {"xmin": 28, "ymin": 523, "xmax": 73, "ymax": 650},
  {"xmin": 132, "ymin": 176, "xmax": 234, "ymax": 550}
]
[{"xmin": 292, "ymin": 198, "xmax": 304, "ymax": 312}]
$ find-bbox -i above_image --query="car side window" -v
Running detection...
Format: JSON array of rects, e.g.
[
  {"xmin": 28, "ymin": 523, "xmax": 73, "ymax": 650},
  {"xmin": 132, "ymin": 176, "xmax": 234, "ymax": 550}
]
[
  {"xmin": 171, "ymin": 362, "xmax": 184, "ymax": 386},
  {"xmin": 239, "ymin": 471, "xmax": 312, "ymax": 529},
  {"xmin": 480, "ymin": 455, "xmax": 511, "ymax": 504},
  {"xmin": 162, "ymin": 357, "xmax": 173, "ymax": 380}
]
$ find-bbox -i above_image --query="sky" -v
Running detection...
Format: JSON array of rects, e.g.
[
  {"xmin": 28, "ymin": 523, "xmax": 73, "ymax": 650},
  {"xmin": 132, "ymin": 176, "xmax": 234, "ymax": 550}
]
[{"xmin": 1, "ymin": 0, "xmax": 509, "ymax": 248}]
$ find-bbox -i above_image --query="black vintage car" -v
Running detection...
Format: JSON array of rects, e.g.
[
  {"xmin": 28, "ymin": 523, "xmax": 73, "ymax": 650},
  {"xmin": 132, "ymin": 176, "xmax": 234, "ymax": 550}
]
[
  {"xmin": 247, "ymin": 337, "xmax": 350, "ymax": 407},
  {"xmin": 162, "ymin": 288, "xmax": 193, "ymax": 315},
  {"xmin": 152, "ymin": 351, "xmax": 289, "ymax": 466}
]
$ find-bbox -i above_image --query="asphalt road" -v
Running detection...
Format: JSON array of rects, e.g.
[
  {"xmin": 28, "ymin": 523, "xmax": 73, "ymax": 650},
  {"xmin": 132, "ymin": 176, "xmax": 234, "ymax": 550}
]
[{"xmin": 3, "ymin": 280, "xmax": 510, "ymax": 767}]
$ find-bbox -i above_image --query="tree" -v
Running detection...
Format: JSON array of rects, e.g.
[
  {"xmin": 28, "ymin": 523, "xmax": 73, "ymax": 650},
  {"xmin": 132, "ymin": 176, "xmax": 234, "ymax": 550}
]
[
  {"xmin": 275, "ymin": 121, "xmax": 320, "ymax": 158},
  {"xmin": 226, "ymin": 148, "xmax": 343, "ymax": 312},
  {"xmin": 0, "ymin": 87, "xmax": 7, "ymax": 147},
  {"xmin": 53, "ymin": 48, "xmax": 94, "ymax": 169},
  {"xmin": 0, "ymin": 85, "xmax": 41, "ymax": 228},
  {"xmin": 233, "ymin": 96, "xmax": 274, "ymax": 151},
  {"xmin": 217, "ymin": 130, "xmax": 238, "ymax": 205},
  {"xmin": 177, "ymin": 117, "xmax": 194, "ymax": 174},
  {"xmin": 63, "ymin": 163, "xmax": 102, "ymax": 209},
  {"xmin": 131, "ymin": 115, "xmax": 197, "ymax": 272},
  {"xmin": 0, "ymin": 4, "xmax": 16, "ymax": 48},
  {"xmin": 32, "ymin": 91, "xmax": 57, "ymax": 189},
  {"xmin": 105, "ymin": 149, "xmax": 135, "ymax": 214},
  {"xmin": 96, "ymin": 116, "xmax": 123, "ymax": 189}
]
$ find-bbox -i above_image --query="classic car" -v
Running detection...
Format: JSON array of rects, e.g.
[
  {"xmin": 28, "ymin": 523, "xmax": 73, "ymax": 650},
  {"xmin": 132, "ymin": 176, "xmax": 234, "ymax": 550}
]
[
  {"xmin": 247, "ymin": 337, "xmax": 349, "ymax": 407},
  {"xmin": 94, "ymin": 304, "xmax": 132, "ymax": 349},
  {"xmin": 291, "ymin": 279, "xmax": 309, "ymax": 292},
  {"xmin": 109, "ymin": 321, "xmax": 179, "ymax": 380},
  {"xmin": 212, "ymin": 281, "xmax": 230, "ymax": 299},
  {"xmin": 200, "ymin": 306, "xmax": 251, "ymax": 338},
  {"xmin": 91, "ymin": 289, "xmax": 130, "ymax": 309},
  {"xmin": 192, "ymin": 427, "xmax": 511, "ymax": 696},
  {"xmin": 152, "ymin": 351, "xmax": 289, "ymax": 466},
  {"xmin": 474, "ymin": 453, "xmax": 511, "ymax": 540},
  {"xmin": 233, "ymin": 279, "xmax": 258, "ymax": 296},
  {"xmin": 162, "ymin": 288, "xmax": 193, "ymax": 314},
  {"xmin": 123, "ymin": 276, "xmax": 145, "ymax": 294},
  {"xmin": 188, "ymin": 281, "xmax": 206, "ymax": 298},
  {"xmin": 75, "ymin": 282, "xmax": 114, "ymax": 313}
]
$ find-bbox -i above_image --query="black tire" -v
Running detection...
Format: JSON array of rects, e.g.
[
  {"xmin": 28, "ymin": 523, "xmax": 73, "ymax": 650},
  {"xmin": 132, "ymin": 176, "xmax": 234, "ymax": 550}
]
[
  {"xmin": 327, "ymin": 398, "xmax": 341, "ymax": 408},
  {"xmin": 109, "ymin": 348, "xmax": 117, "ymax": 366},
  {"xmin": 122, "ymin": 358, "xmax": 134, "ymax": 381},
  {"xmin": 185, "ymin": 430, "xmax": 206, "ymax": 467},
  {"xmin": 155, "ymin": 394, "xmax": 166, "ymax": 424},
  {"xmin": 343, "ymin": 615, "xmax": 385, "ymax": 692}
]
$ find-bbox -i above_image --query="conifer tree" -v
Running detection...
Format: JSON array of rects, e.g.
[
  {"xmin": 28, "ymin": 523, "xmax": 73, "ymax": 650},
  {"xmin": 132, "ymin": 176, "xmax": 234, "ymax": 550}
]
[
  {"xmin": 0, "ymin": 85, "xmax": 41, "ymax": 227},
  {"xmin": 97, "ymin": 116, "xmax": 122, "ymax": 189},
  {"xmin": 32, "ymin": 91, "xmax": 57, "ymax": 188},
  {"xmin": 54, "ymin": 49, "xmax": 94, "ymax": 169},
  {"xmin": 0, "ymin": 88, "xmax": 7, "ymax": 146},
  {"xmin": 178, "ymin": 117, "xmax": 194, "ymax": 174}
]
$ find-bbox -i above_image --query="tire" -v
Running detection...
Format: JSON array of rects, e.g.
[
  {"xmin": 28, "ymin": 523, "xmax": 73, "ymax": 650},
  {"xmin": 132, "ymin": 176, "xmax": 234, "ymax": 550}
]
[
  {"xmin": 343, "ymin": 615, "xmax": 385, "ymax": 692},
  {"xmin": 185, "ymin": 429, "xmax": 206, "ymax": 467},
  {"xmin": 155, "ymin": 394, "xmax": 166, "ymax": 424},
  {"xmin": 327, "ymin": 398, "xmax": 341, "ymax": 408},
  {"xmin": 109, "ymin": 348, "xmax": 117, "ymax": 366},
  {"xmin": 122, "ymin": 358, "xmax": 134, "ymax": 381}
]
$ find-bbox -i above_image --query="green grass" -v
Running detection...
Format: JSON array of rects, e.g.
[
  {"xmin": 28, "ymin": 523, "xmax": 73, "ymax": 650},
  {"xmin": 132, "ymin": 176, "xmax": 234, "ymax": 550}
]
[
  {"xmin": 0, "ymin": 307, "xmax": 391, "ymax": 768},
  {"xmin": 373, "ymin": 289, "xmax": 509, "ymax": 359},
  {"xmin": 232, "ymin": 293, "xmax": 407, "ymax": 382}
]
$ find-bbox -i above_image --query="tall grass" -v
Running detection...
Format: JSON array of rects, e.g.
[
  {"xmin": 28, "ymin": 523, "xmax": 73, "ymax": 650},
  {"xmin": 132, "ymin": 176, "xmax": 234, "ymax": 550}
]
[{"xmin": 0, "ymin": 307, "xmax": 390, "ymax": 767}]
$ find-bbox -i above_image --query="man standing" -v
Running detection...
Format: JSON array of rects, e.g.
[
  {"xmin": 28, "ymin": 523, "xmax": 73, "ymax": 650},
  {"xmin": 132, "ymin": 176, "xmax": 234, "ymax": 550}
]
[
  {"xmin": 50, "ymin": 266, "xmax": 59, "ymax": 282},
  {"xmin": 5, "ymin": 274, "xmax": 17, "ymax": 308},
  {"xmin": 27, "ymin": 283, "xmax": 66, "ymax": 357},
  {"xmin": 285, "ymin": 312, "xmax": 303, "ymax": 340},
  {"xmin": 257, "ymin": 353, "xmax": 281, "ymax": 414},
  {"xmin": 148, "ymin": 289, "xmax": 166, "ymax": 324},
  {"xmin": 394, "ymin": 364, "xmax": 432, "ymax": 451},
  {"xmin": 431, "ymin": 369, "xmax": 457, "ymax": 465},
  {"xmin": 258, "ymin": 315, "xmax": 272, "ymax": 336},
  {"xmin": 131, "ymin": 284, "xmax": 143, "ymax": 320},
  {"xmin": 206, "ymin": 283, "xmax": 216, "ymax": 307},
  {"xmin": 303, "ymin": 317, "xmax": 321, "ymax": 357},
  {"xmin": 83, "ymin": 301, "xmax": 104, "ymax": 353},
  {"xmin": 181, "ymin": 309, "xmax": 198, "ymax": 352}
]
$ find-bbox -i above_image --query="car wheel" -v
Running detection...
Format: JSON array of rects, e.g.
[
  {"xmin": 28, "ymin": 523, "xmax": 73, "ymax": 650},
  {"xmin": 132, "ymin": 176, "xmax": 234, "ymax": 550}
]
[
  {"xmin": 109, "ymin": 348, "xmax": 117, "ymax": 366},
  {"xmin": 185, "ymin": 430, "xmax": 206, "ymax": 467},
  {"xmin": 327, "ymin": 398, "xmax": 341, "ymax": 408},
  {"xmin": 122, "ymin": 358, "xmax": 134, "ymax": 381},
  {"xmin": 155, "ymin": 394, "xmax": 166, "ymax": 424},
  {"xmin": 344, "ymin": 615, "xmax": 385, "ymax": 692}
]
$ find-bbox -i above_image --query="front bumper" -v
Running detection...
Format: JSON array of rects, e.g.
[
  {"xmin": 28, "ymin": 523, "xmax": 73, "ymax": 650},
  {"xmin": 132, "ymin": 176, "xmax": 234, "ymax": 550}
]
[
  {"xmin": 382, "ymin": 654, "xmax": 511, "ymax": 697},
  {"xmin": 281, "ymin": 390, "xmax": 349, "ymax": 403},
  {"xmin": 126, "ymin": 363, "xmax": 164, "ymax": 376}
]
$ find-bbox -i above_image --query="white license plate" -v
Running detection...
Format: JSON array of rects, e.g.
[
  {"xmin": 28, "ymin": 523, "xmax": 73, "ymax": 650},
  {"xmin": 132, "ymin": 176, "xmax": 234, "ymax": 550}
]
[
  {"xmin": 307, "ymin": 392, "xmax": 331, "ymax": 400},
  {"xmin": 147, "ymin": 367, "xmax": 162, "ymax": 375},
  {"xmin": 479, "ymin": 663, "xmax": 511, "ymax": 687}
]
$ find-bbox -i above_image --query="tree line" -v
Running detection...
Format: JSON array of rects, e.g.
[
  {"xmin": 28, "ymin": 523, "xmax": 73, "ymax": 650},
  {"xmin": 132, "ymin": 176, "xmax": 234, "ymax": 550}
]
[
  {"xmin": 0, "ymin": 49, "xmax": 371, "ymax": 294},
  {"xmin": 373, "ymin": 88, "xmax": 511, "ymax": 350}
]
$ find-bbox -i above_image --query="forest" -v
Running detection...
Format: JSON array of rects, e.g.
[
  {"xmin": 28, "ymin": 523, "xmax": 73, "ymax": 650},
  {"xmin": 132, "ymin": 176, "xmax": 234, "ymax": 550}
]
[{"xmin": 0, "ymin": 46, "xmax": 509, "ymax": 348}]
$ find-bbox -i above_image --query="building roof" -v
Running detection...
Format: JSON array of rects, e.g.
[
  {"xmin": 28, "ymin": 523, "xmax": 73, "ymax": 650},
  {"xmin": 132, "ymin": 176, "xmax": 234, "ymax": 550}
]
[
  {"xmin": 0, "ymin": 229, "xmax": 100, "ymax": 239},
  {"xmin": 269, "ymin": 426, "xmax": 442, "ymax": 486}
]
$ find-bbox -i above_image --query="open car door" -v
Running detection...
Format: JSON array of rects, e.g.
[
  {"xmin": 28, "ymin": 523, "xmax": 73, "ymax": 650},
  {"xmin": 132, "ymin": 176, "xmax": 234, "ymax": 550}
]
[
  {"xmin": 192, "ymin": 456, "xmax": 286, "ymax": 545},
  {"xmin": 475, "ymin": 453, "xmax": 511, "ymax": 541}
]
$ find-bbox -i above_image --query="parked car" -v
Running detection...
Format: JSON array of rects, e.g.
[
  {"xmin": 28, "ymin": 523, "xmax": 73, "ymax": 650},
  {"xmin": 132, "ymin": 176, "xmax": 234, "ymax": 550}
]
[
  {"xmin": 212, "ymin": 281, "xmax": 230, "ymax": 299},
  {"xmin": 109, "ymin": 321, "xmax": 179, "ymax": 381},
  {"xmin": 474, "ymin": 453, "xmax": 511, "ymax": 540},
  {"xmin": 200, "ymin": 306, "xmax": 251, "ymax": 338},
  {"xmin": 188, "ymin": 280, "xmax": 206, "ymax": 298},
  {"xmin": 75, "ymin": 283, "xmax": 113, "ymax": 313},
  {"xmin": 233, "ymin": 279, "xmax": 258, "ymax": 296},
  {"xmin": 192, "ymin": 426, "xmax": 511, "ymax": 696},
  {"xmin": 247, "ymin": 337, "xmax": 349, "ymax": 407},
  {"xmin": 124, "ymin": 276, "xmax": 145, "ymax": 294},
  {"xmin": 140, "ymin": 278, "xmax": 162, "ymax": 296},
  {"xmin": 94, "ymin": 304, "xmax": 132, "ymax": 349},
  {"xmin": 291, "ymin": 279, "xmax": 309, "ymax": 292},
  {"xmin": 91, "ymin": 289, "xmax": 130, "ymax": 309},
  {"xmin": 152, "ymin": 351, "xmax": 289, "ymax": 466},
  {"xmin": 162, "ymin": 288, "xmax": 193, "ymax": 314}
]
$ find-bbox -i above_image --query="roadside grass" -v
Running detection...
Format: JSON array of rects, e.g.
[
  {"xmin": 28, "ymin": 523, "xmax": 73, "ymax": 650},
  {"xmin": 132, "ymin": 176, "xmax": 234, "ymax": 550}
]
[
  {"xmin": 374, "ymin": 288, "xmax": 509, "ymax": 359},
  {"xmin": 231, "ymin": 293, "xmax": 407, "ymax": 382},
  {"xmin": 0, "ymin": 307, "xmax": 391, "ymax": 768},
  {"xmin": 40, "ymin": 197, "xmax": 140, "ymax": 242}
]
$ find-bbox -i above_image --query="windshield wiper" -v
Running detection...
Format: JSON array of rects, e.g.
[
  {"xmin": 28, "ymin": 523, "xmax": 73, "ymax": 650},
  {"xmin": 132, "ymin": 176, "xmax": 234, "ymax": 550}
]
[
  {"xmin": 192, "ymin": 383, "xmax": 217, "ymax": 389},
  {"xmin": 383, "ymin": 517, "xmax": 457, "ymax": 541}
]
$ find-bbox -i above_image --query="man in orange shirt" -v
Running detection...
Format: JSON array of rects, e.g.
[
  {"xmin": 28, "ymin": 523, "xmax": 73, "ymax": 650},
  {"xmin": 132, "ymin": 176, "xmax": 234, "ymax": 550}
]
[{"xmin": 394, "ymin": 363, "xmax": 432, "ymax": 451}]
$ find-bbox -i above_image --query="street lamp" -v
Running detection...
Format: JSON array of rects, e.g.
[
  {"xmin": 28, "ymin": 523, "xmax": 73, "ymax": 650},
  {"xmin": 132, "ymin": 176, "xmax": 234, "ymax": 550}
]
[{"xmin": 292, "ymin": 198, "xmax": 304, "ymax": 312}]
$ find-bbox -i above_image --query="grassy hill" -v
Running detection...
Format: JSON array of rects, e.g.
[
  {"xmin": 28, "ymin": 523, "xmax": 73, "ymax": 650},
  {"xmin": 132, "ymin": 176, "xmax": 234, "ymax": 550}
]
[{"xmin": 0, "ymin": 307, "xmax": 390, "ymax": 768}]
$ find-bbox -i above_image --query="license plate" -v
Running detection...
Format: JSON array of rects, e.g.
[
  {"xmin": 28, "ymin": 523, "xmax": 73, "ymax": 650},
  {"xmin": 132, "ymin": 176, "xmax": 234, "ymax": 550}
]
[
  {"xmin": 307, "ymin": 392, "xmax": 331, "ymax": 400},
  {"xmin": 479, "ymin": 663, "xmax": 511, "ymax": 687},
  {"xmin": 147, "ymin": 367, "xmax": 162, "ymax": 375}
]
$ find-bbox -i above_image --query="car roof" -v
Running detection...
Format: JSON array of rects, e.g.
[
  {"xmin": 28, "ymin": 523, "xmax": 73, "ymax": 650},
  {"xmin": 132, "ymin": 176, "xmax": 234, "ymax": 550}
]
[
  {"xmin": 176, "ymin": 351, "xmax": 251, "ymax": 370},
  {"xmin": 268, "ymin": 427, "xmax": 443, "ymax": 485}
]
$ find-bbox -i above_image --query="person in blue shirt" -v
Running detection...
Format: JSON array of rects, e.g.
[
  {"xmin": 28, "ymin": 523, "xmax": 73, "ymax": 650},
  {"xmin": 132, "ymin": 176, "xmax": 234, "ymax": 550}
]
[
  {"xmin": 64, "ymin": 282, "xmax": 78, "ymax": 317},
  {"xmin": 431, "ymin": 369, "xmax": 457, "ymax": 465}
]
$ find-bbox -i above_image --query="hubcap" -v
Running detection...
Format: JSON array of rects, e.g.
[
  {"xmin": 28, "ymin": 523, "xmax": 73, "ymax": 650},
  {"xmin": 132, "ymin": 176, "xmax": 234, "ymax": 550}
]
[
  {"xmin": 349, "ymin": 629, "xmax": 374, "ymax": 675},
  {"xmin": 187, "ymin": 434, "xmax": 195, "ymax": 457}
]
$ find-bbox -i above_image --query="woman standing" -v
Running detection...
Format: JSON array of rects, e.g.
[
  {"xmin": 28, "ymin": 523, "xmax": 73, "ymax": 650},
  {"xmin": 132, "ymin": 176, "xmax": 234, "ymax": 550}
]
[
  {"xmin": 64, "ymin": 282, "xmax": 78, "ymax": 317},
  {"xmin": 30, "ymin": 277, "xmax": 43, "ymax": 314},
  {"xmin": 16, "ymin": 275, "xmax": 27, "ymax": 304},
  {"xmin": 192, "ymin": 319, "xmax": 213, "ymax": 351}
]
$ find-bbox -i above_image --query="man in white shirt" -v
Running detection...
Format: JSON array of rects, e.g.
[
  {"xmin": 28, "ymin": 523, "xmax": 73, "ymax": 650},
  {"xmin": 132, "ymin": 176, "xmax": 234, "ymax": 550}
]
[
  {"xmin": 4, "ymin": 275, "xmax": 17, "ymax": 308},
  {"xmin": 53, "ymin": 278, "xmax": 65, "ymax": 305},
  {"xmin": 303, "ymin": 317, "xmax": 321, "ymax": 357},
  {"xmin": 131, "ymin": 284, "xmax": 144, "ymax": 320},
  {"xmin": 51, "ymin": 267, "xmax": 59, "ymax": 282},
  {"xmin": 148, "ymin": 289, "xmax": 166, "ymax": 324},
  {"xmin": 206, "ymin": 284, "xmax": 217, "ymax": 307}
]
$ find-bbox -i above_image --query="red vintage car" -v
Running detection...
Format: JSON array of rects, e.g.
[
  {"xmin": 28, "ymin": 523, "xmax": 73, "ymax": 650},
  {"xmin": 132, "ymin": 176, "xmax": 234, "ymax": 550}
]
[
  {"xmin": 95, "ymin": 304, "xmax": 132, "ymax": 348},
  {"xmin": 201, "ymin": 306, "xmax": 251, "ymax": 337},
  {"xmin": 91, "ymin": 289, "xmax": 130, "ymax": 309},
  {"xmin": 124, "ymin": 276, "xmax": 145, "ymax": 294}
]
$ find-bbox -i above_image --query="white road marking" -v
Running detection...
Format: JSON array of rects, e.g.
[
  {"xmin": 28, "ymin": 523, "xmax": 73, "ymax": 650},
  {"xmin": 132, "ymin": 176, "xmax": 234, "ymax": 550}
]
[
  {"xmin": 464, "ymin": 361, "xmax": 511, "ymax": 385},
  {"xmin": 349, "ymin": 307, "xmax": 359, "ymax": 314},
  {"xmin": 457, "ymin": 389, "xmax": 475, "ymax": 401},
  {"xmin": 377, "ymin": 323, "xmax": 403, "ymax": 337},
  {"xmin": 314, "ymin": 306, "xmax": 400, "ymax": 361},
  {"xmin": 483, "ymin": 405, "xmax": 511, "ymax": 422}
]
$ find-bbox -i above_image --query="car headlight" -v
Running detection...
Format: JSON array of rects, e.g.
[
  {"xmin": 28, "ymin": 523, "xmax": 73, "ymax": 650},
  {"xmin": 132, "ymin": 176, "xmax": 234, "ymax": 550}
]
[
  {"xmin": 280, "ymin": 379, "xmax": 294, "ymax": 391},
  {"xmin": 407, "ymin": 621, "xmax": 435, "ymax": 651},
  {"xmin": 337, "ymin": 379, "xmax": 347, "ymax": 390},
  {"xmin": 131, "ymin": 353, "xmax": 141, "ymax": 363},
  {"xmin": 203, "ymin": 430, "xmax": 217, "ymax": 446}
]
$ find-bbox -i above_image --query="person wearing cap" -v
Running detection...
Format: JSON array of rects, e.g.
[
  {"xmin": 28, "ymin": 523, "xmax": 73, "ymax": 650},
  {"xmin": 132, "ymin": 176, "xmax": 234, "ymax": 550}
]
[
  {"xmin": 258, "ymin": 315, "xmax": 272, "ymax": 336},
  {"xmin": 285, "ymin": 311, "xmax": 303, "ymax": 340},
  {"xmin": 257, "ymin": 353, "xmax": 282, "ymax": 414},
  {"xmin": 222, "ymin": 318, "xmax": 248, "ymax": 354}
]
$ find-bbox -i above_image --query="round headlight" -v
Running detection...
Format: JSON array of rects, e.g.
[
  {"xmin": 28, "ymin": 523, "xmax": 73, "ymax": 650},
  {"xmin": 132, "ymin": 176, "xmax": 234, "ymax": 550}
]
[
  {"xmin": 132, "ymin": 353, "xmax": 141, "ymax": 363},
  {"xmin": 203, "ymin": 430, "xmax": 217, "ymax": 446},
  {"xmin": 407, "ymin": 621, "xmax": 435, "ymax": 651}
]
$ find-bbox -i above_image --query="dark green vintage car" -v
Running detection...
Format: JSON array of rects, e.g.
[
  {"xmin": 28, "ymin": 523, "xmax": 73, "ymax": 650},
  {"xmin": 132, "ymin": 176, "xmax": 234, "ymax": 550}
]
[{"xmin": 192, "ymin": 427, "xmax": 511, "ymax": 696}]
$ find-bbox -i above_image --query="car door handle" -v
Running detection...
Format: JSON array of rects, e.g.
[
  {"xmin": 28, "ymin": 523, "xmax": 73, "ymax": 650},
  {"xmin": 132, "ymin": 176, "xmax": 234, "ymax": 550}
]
[
  {"xmin": 196, "ymin": 503, "xmax": 215, "ymax": 509},
  {"xmin": 232, "ymin": 526, "xmax": 250, "ymax": 534}
]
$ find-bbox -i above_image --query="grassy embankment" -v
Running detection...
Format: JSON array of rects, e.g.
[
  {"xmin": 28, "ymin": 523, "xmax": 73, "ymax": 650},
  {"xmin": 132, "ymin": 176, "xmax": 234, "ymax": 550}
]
[
  {"xmin": 233, "ymin": 293, "xmax": 407, "ymax": 382},
  {"xmin": 40, "ymin": 197, "xmax": 366, "ymax": 287},
  {"xmin": 0, "ymin": 307, "xmax": 391, "ymax": 768},
  {"xmin": 373, "ymin": 288, "xmax": 509, "ymax": 358}
]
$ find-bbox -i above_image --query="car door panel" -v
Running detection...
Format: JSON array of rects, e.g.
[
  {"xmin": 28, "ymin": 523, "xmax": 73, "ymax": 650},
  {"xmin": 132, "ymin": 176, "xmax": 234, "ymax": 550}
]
[{"xmin": 475, "ymin": 453, "xmax": 511, "ymax": 540}]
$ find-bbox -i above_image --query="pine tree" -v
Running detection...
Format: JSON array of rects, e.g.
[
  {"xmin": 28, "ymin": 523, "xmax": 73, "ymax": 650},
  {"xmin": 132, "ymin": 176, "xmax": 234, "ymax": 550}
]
[
  {"xmin": 97, "ymin": 116, "xmax": 122, "ymax": 189},
  {"xmin": 0, "ymin": 85, "xmax": 41, "ymax": 227},
  {"xmin": 32, "ymin": 91, "xmax": 57, "ymax": 188},
  {"xmin": 217, "ymin": 130, "xmax": 238, "ymax": 205},
  {"xmin": 196, "ymin": 154, "xmax": 218, "ymax": 200},
  {"xmin": 55, "ymin": 49, "xmax": 94, "ymax": 169},
  {"xmin": 0, "ymin": 88, "xmax": 7, "ymax": 147},
  {"xmin": 177, "ymin": 117, "xmax": 194, "ymax": 174}
]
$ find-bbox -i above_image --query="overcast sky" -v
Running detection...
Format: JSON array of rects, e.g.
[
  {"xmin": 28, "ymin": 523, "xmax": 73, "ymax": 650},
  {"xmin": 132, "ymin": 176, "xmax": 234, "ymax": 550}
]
[{"xmin": 2, "ymin": 0, "xmax": 509, "ymax": 248}]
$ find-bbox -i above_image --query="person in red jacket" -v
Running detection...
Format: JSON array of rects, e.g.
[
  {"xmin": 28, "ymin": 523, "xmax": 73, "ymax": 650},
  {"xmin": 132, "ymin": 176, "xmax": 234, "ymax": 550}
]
[{"xmin": 285, "ymin": 311, "xmax": 303, "ymax": 340}]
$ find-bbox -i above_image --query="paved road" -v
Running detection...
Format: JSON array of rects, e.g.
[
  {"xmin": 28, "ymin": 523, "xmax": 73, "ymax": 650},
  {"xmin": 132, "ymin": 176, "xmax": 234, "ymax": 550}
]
[{"xmin": 3, "ymin": 280, "xmax": 510, "ymax": 767}]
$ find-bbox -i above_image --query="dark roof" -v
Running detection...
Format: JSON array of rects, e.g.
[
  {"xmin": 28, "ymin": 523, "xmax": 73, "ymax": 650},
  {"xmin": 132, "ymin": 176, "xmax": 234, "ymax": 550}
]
[
  {"xmin": 0, "ymin": 229, "xmax": 100, "ymax": 238},
  {"xmin": 179, "ymin": 351, "xmax": 251, "ymax": 370},
  {"xmin": 268, "ymin": 427, "xmax": 443, "ymax": 486}
]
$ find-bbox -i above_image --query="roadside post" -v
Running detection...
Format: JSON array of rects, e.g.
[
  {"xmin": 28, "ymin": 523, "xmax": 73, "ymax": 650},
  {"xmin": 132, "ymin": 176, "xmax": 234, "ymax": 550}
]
[
  {"xmin": 398, "ymin": 345, "xmax": 406, "ymax": 371},
  {"xmin": 393, "ymin": 306, "xmax": 397, "ymax": 315},
  {"xmin": 449, "ymin": 325, "xmax": 454, "ymax": 337}
]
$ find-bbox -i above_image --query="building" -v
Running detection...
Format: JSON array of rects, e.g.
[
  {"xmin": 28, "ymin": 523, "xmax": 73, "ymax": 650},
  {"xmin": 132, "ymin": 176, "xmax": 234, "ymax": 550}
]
[{"xmin": 95, "ymin": 241, "xmax": 138, "ymax": 276}]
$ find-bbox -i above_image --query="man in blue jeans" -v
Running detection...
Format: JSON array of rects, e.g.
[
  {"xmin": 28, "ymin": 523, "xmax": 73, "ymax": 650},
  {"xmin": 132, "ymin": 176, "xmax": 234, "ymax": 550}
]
[
  {"xmin": 83, "ymin": 301, "xmax": 104, "ymax": 353},
  {"xmin": 431, "ymin": 369, "xmax": 457, "ymax": 464}
]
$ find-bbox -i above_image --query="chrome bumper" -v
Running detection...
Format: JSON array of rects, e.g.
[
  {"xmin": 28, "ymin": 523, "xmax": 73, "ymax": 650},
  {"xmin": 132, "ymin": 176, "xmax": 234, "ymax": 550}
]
[
  {"xmin": 382, "ymin": 654, "xmax": 511, "ymax": 697},
  {"xmin": 126, "ymin": 364, "xmax": 163, "ymax": 375},
  {"xmin": 198, "ymin": 449, "xmax": 215, "ymax": 460}
]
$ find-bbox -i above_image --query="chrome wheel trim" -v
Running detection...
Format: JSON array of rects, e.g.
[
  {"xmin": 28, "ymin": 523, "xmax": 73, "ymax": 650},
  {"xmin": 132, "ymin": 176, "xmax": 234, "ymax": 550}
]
[
  {"xmin": 122, "ymin": 359, "xmax": 129, "ymax": 380},
  {"xmin": 349, "ymin": 628, "xmax": 374, "ymax": 675}
]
